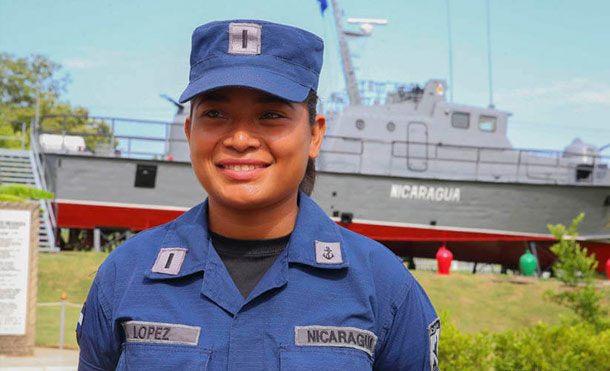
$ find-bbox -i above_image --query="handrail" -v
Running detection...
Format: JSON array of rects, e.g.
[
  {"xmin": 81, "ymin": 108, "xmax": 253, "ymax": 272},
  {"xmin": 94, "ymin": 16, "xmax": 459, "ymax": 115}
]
[
  {"xmin": 30, "ymin": 122, "xmax": 58, "ymax": 249},
  {"xmin": 321, "ymin": 135, "xmax": 610, "ymax": 184},
  {"xmin": 38, "ymin": 114, "xmax": 186, "ymax": 160}
]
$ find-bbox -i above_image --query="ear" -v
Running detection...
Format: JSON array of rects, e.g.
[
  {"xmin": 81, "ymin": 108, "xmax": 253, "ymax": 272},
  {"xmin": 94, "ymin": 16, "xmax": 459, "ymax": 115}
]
[
  {"xmin": 308, "ymin": 114, "xmax": 326, "ymax": 159},
  {"xmin": 184, "ymin": 116, "xmax": 191, "ymax": 143}
]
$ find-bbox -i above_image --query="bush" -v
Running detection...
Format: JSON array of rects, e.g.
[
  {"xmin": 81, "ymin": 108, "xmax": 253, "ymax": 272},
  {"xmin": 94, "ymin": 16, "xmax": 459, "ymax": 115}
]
[
  {"xmin": 438, "ymin": 311, "xmax": 493, "ymax": 370},
  {"xmin": 439, "ymin": 313, "xmax": 610, "ymax": 370},
  {"xmin": 493, "ymin": 321, "xmax": 610, "ymax": 371},
  {"xmin": 545, "ymin": 213, "xmax": 609, "ymax": 329}
]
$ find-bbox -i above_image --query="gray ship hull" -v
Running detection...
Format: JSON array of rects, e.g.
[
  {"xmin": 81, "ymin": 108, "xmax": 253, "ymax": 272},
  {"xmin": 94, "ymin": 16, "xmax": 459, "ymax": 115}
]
[{"xmin": 45, "ymin": 154, "xmax": 610, "ymax": 270}]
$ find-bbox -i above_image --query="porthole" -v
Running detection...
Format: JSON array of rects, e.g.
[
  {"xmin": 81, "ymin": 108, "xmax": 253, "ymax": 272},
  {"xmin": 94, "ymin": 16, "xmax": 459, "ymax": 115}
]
[
  {"xmin": 386, "ymin": 121, "xmax": 396, "ymax": 132},
  {"xmin": 355, "ymin": 119, "xmax": 365, "ymax": 130}
]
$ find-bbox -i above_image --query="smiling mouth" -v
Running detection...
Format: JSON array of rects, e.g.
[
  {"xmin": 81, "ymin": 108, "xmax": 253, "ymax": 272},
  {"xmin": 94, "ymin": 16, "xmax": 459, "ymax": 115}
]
[{"xmin": 217, "ymin": 164, "xmax": 270, "ymax": 171}]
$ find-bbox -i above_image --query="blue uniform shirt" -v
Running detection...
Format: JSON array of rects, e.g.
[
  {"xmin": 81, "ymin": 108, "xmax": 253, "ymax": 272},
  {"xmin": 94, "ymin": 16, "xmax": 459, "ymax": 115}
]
[{"xmin": 77, "ymin": 192, "xmax": 439, "ymax": 370}]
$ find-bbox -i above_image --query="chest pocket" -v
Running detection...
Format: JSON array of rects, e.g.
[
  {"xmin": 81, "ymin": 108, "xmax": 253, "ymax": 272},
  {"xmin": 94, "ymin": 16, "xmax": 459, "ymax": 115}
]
[
  {"xmin": 116, "ymin": 343, "xmax": 211, "ymax": 371},
  {"xmin": 280, "ymin": 348, "xmax": 373, "ymax": 371}
]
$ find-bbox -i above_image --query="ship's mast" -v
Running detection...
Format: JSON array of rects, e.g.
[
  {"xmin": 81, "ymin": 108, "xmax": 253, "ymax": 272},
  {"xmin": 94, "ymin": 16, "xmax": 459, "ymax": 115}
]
[{"xmin": 330, "ymin": 0, "xmax": 361, "ymax": 106}]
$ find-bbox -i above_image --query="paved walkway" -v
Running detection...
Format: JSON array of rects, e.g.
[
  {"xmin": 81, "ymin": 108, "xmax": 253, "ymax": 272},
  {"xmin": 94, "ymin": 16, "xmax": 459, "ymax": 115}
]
[{"xmin": 0, "ymin": 347, "xmax": 78, "ymax": 370}]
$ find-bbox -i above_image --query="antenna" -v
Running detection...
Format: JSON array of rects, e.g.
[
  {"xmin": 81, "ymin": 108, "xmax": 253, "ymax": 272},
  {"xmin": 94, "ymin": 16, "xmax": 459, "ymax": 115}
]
[
  {"xmin": 330, "ymin": 0, "xmax": 361, "ymax": 105},
  {"xmin": 160, "ymin": 94, "xmax": 185, "ymax": 113},
  {"xmin": 486, "ymin": 0, "xmax": 494, "ymax": 108},
  {"xmin": 346, "ymin": 18, "xmax": 388, "ymax": 36},
  {"xmin": 445, "ymin": 0, "xmax": 454, "ymax": 103}
]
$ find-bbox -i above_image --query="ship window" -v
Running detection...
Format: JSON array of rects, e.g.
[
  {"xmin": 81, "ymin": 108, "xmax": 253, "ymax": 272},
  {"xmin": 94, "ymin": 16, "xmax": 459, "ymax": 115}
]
[
  {"xmin": 386, "ymin": 121, "xmax": 396, "ymax": 132},
  {"xmin": 135, "ymin": 164, "xmax": 157, "ymax": 188},
  {"xmin": 355, "ymin": 119, "xmax": 365, "ymax": 130},
  {"xmin": 451, "ymin": 112, "xmax": 469, "ymax": 129},
  {"xmin": 479, "ymin": 115, "xmax": 497, "ymax": 132},
  {"xmin": 576, "ymin": 164, "xmax": 593, "ymax": 182}
]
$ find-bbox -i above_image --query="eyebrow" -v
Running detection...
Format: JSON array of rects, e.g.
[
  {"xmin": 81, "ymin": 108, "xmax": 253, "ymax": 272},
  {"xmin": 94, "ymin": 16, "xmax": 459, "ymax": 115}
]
[
  {"xmin": 254, "ymin": 95, "xmax": 295, "ymax": 109},
  {"xmin": 193, "ymin": 91, "xmax": 295, "ymax": 111}
]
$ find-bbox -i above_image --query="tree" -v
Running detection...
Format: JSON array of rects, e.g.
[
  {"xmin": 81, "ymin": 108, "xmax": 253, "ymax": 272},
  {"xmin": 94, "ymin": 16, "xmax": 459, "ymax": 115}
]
[
  {"xmin": 544, "ymin": 213, "xmax": 609, "ymax": 330},
  {"xmin": 0, "ymin": 53, "xmax": 111, "ymax": 151}
]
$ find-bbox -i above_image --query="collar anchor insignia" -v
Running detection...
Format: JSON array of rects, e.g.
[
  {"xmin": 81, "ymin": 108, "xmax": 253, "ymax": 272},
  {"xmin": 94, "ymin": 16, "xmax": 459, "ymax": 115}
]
[{"xmin": 322, "ymin": 246, "xmax": 334, "ymax": 260}]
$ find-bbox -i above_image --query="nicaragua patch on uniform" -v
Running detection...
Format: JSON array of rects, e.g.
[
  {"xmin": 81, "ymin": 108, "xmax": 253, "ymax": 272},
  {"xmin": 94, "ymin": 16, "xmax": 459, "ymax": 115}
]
[
  {"xmin": 314, "ymin": 241, "xmax": 342, "ymax": 264},
  {"xmin": 428, "ymin": 317, "xmax": 440, "ymax": 371},
  {"xmin": 151, "ymin": 247, "xmax": 187, "ymax": 275},
  {"xmin": 122, "ymin": 321, "xmax": 200, "ymax": 346},
  {"xmin": 228, "ymin": 22, "xmax": 262, "ymax": 55},
  {"xmin": 295, "ymin": 326, "xmax": 377, "ymax": 356}
]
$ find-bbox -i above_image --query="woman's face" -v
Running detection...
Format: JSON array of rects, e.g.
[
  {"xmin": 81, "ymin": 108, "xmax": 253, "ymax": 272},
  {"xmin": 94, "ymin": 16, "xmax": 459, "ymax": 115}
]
[{"xmin": 185, "ymin": 87, "xmax": 325, "ymax": 211}]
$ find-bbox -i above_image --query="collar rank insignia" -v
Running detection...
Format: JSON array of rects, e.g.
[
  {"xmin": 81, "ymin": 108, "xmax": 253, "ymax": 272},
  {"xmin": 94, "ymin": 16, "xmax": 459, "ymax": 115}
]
[
  {"xmin": 315, "ymin": 241, "xmax": 342, "ymax": 264},
  {"xmin": 151, "ymin": 248, "xmax": 187, "ymax": 275}
]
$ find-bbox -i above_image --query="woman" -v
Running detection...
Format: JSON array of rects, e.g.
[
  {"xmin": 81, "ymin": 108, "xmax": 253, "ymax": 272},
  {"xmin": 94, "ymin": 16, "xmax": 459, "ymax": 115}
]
[{"xmin": 77, "ymin": 20, "xmax": 439, "ymax": 370}]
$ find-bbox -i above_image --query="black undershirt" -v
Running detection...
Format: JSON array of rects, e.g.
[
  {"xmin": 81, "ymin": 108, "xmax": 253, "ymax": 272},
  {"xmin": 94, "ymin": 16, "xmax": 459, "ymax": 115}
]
[{"xmin": 210, "ymin": 231, "xmax": 290, "ymax": 299}]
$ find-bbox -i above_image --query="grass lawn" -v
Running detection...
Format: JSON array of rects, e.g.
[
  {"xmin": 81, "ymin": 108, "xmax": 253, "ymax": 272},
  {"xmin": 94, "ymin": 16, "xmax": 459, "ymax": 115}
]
[
  {"xmin": 36, "ymin": 251, "xmax": 108, "ymax": 349},
  {"xmin": 412, "ymin": 270, "xmax": 609, "ymax": 333},
  {"xmin": 35, "ymin": 251, "xmax": 610, "ymax": 349}
]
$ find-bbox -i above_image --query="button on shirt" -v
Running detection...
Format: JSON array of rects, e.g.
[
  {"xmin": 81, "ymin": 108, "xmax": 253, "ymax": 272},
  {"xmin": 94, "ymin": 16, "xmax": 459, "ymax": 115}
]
[{"xmin": 77, "ymin": 192, "xmax": 439, "ymax": 370}]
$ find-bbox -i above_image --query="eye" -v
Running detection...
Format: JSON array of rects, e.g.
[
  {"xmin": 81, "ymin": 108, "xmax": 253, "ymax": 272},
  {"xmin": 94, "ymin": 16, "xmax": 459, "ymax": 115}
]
[
  {"xmin": 260, "ymin": 111, "xmax": 284, "ymax": 120},
  {"xmin": 203, "ymin": 110, "xmax": 224, "ymax": 118}
]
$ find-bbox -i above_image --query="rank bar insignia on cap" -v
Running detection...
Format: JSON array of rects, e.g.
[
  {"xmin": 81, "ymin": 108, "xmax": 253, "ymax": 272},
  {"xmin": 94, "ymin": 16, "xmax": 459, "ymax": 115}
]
[{"xmin": 228, "ymin": 22, "xmax": 262, "ymax": 55}]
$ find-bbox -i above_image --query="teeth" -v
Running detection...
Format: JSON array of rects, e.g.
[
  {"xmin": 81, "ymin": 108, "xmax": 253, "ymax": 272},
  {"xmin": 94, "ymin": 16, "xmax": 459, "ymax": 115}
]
[{"xmin": 223, "ymin": 164, "xmax": 264, "ymax": 171}]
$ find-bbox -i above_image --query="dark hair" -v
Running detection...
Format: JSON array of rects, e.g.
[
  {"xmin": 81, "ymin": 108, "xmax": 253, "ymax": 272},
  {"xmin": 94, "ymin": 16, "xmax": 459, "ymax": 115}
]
[
  {"xmin": 299, "ymin": 89, "xmax": 318, "ymax": 196},
  {"xmin": 188, "ymin": 89, "xmax": 319, "ymax": 196}
]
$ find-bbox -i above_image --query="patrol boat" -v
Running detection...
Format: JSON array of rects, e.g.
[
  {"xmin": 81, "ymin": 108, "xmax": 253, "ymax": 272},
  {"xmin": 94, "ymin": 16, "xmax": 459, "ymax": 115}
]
[{"xmin": 11, "ymin": 2, "xmax": 609, "ymax": 272}]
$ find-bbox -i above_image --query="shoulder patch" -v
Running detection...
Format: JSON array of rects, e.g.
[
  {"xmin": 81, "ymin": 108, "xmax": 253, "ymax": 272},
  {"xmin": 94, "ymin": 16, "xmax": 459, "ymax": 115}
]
[
  {"xmin": 428, "ymin": 317, "xmax": 440, "ymax": 371},
  {"xmin": 75, "ymin": 302, "xmax": 85, "ymax": 345}
]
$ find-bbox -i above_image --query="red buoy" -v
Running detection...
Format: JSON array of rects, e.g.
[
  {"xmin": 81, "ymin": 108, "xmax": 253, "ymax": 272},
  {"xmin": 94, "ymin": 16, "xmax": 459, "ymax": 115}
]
[
  {"xmin": 436, "ymin": 244, "xmax": 453, "ymax": 275},
  {"xmin": 605, "ymin": 258, "xmax": 610, "ymax": 280}
]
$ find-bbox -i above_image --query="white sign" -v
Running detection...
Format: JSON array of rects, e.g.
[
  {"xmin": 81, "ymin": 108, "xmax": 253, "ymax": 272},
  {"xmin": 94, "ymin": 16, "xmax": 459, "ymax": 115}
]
[
  {"xmin": 390, "ymin": 184, "xmax": 461, "ymax": 202},
  {"xmin": 0, "ymin": 209, "xmax": 31, "ymax": 335}
]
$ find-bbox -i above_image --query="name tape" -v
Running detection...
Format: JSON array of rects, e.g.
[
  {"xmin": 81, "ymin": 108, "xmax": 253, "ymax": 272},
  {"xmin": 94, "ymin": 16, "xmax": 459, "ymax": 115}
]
[
  {"xmin": 122, "ymin": 320, "xmax": 200, "ymax": 346},
  {"xmin": 295, "ymin": 326, "xmax": 377, "ymax": 356}
]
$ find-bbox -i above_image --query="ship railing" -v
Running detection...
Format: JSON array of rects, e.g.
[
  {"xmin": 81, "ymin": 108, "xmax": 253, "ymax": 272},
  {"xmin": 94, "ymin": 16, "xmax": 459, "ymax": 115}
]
[
  {"xmin": 0, "ymin": 121, "xmax": 28, "ymax": 149},
  {"xmin": 320, "ymin": 135, "xmax": 610, "ymax": 185},
  {"xmin": 322, "ymin": 80, "xmax": 420, "ymax": 113},
  {"xmin": 37, "ymin": 115, "xmax": 188, "ymax": 160}
]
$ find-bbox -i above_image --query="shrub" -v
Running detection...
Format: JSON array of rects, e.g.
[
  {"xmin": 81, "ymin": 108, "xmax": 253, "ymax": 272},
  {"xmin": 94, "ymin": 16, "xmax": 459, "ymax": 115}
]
[
  {"xmin": 438, "ymin": 314, "xmax": 610, "ymax": 371},
  {"xmin": 438, "ymin": 311, "xmax": 493, "ymax": 370},
  {"xmin": 544, "ymin": 213, "xmax": 609, "ymax": 329}
]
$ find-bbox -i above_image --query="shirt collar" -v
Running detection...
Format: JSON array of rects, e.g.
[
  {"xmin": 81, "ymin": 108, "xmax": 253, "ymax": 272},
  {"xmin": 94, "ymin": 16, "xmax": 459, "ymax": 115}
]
[{"xmin": 144, "ymin": 191, "xmax": 348, "ymax": 281}]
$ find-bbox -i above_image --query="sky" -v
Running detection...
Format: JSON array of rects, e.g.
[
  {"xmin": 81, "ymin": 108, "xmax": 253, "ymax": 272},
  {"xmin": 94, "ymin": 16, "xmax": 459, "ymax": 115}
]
[{"xmin": 1, "ymin": 0, "xmax": 609, "ymax": 152}]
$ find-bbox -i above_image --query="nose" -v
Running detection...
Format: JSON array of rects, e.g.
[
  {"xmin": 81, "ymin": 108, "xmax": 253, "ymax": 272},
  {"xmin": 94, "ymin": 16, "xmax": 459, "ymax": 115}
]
[{"xmin": 222, "ymin": 124, "xmax": 260, "ymax": 152}]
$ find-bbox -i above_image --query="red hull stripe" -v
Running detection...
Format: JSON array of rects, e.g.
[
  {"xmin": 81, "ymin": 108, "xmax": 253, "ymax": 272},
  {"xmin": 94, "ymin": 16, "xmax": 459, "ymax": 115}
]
[
  {"xmin": 57, "ymin": 200, "xmax": 556, "ymax": 242},
  {"xmin": 339, "ymin": 221, "xmax": 555, "ymax": 242},
  {"xmin": 56, "ymin": 201, "xmax": 185, "ymax": 231}
]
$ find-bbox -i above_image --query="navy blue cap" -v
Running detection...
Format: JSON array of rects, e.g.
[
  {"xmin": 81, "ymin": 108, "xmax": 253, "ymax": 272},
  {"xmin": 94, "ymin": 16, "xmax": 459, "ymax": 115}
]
[{"xmin": 179, "ymin": 20, "xmax": 324, "ymax": 104}]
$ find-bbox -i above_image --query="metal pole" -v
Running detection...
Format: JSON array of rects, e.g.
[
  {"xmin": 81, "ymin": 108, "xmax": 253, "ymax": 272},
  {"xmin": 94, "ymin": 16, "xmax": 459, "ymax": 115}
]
[
  {"xmin": 110, "ymin": 119, "xmax": 116, "ymax": 156},
  {"xmin": 446, "ymin": 0, "xmax": 454, "ymax": 103},
  {"xmin": 59, "ymin": 292, "xmax": 67, "ymax": 350},
  {"xmin": 330, "ymin": 0, "xmax": 361, "ymax": 106},
  {"xmin": 21, "ymin": 122, "xmax": 26, "ymax": 150},
  {"xmin": 164, "ymin": 123, "xmax": 170, "ymax": 158},
  {"xmin": 94, "ymin": 228, "xmax": 101, "ymax": 252},
  {"xmin": 35, "ymin": 91, "xmax": 41, "ymax": 132},
  {"xmin": 486, "ymin": 0, "xmax": 494, "ymax": 108}
]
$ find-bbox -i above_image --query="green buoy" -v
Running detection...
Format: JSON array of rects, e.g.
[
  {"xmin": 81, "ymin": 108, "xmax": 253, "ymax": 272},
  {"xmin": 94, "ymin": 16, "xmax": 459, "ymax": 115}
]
[{"xmin": 519, "ymin": 250, "xmax": 537, "ymax": 276}]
